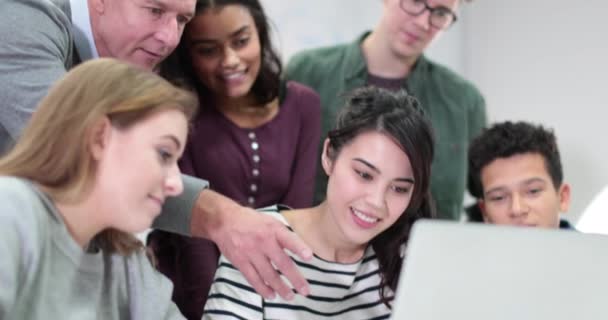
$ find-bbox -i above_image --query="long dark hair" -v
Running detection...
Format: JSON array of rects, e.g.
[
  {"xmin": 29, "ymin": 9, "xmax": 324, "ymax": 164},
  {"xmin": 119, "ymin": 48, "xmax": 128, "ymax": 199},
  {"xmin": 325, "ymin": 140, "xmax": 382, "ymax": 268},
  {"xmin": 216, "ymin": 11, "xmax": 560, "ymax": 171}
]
[
  {"xmin": 160, "ymin": 0, "xmax": 282, "ymax": 106},
  {"xmin": 326, "ymin": 87, "xmax": 435, "ymax": 306}
]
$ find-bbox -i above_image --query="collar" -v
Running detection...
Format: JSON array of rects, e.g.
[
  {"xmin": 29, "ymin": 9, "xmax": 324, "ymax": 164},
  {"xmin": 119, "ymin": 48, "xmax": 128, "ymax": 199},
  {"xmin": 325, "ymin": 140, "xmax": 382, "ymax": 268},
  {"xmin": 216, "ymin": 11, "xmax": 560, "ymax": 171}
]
[
  {"xmin": 70, "ymin": 0, "xmax": 99, "ymax": 61},
  {"xmin": 344, "ymin": 31, "xmax": 431, "ymax": 90},
  {"xmin": 343, "ymin": 32, "xmax": 371, "ymax": 82}
]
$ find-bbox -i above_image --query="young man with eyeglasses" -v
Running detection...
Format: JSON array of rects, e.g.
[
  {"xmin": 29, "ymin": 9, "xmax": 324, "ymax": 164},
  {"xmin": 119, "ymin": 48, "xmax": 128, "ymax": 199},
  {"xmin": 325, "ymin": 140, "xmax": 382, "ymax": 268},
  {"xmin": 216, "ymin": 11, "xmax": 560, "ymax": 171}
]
[{"xmin": 286, "ymin": 0, "xmax": 486, "ymax": 221}]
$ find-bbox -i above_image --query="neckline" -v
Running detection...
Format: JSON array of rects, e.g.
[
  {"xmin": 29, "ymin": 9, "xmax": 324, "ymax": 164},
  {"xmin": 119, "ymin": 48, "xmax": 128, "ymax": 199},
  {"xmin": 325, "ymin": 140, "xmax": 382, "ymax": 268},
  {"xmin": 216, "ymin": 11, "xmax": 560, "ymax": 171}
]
[
  {"xmin": 27, "ymin": 181, "xmax": 105, "ymax": 271},
  {"xmin": 208, "ymin": 83, "xmax": 292, "ymax": 132},
  {"xmin": 277, "ymin": 208, "xmax": 370, "ymax": 267}
]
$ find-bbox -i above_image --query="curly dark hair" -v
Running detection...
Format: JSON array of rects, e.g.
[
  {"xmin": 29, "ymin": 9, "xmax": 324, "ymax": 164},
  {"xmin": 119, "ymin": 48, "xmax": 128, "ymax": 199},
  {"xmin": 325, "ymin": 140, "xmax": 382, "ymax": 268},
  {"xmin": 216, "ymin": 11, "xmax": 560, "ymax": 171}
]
[
  {"xmin": 467, "ymin": 121, "xmax": 563, "ymax": 207},
  {"xmin": 326, "ymin": 86, "xmax": 436, "ymax": 307},
  {"xmin": 159, "ymin": 0, "xmax": 282, "ymax": 106}
]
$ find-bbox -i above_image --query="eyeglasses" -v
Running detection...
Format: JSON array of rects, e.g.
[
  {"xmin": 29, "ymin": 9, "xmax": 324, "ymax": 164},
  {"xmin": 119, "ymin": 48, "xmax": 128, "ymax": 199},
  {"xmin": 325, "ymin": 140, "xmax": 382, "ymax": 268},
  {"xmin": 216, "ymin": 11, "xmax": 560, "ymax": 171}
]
[{"xmin": 399, "ymin": 0, "xmax": 458, "ymax": 29}]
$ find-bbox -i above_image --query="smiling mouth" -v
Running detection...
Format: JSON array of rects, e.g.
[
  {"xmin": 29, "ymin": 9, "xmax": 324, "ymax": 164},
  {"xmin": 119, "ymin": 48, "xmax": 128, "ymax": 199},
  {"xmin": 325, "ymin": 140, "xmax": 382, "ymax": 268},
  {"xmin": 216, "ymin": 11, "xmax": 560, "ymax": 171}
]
[
  {"xmin": 149, "ymin": 195, "xmax": 165, "ymax": 208},
  {"xmin": 350, "ymin": 207, "xmax": 380, "ymax": 228},
  {"xmin": 220, "ymin": 69, "xmax": 248, "ymax": 81},
  {"xmin": 140, "ymin": 48, "xmax": 163, "ymax": 59},
  {"xmin": 401, "ymin": 30, "xmax": 422, "ymax": 43}
]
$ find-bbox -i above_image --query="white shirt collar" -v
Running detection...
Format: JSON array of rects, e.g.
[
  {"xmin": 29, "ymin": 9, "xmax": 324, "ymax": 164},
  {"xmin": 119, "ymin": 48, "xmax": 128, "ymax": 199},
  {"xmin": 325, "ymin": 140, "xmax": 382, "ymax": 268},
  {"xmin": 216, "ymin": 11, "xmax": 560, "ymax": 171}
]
[{"xmin": 70, "ymin": 0, "xmax": 99, "ymax": 61}]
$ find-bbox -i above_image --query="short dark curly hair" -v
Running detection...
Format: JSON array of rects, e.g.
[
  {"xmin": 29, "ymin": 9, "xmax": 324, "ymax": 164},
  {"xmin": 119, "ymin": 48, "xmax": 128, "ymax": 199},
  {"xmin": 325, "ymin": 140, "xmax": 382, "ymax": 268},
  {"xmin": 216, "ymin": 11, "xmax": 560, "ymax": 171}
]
[{"xmin": 468, "ymin": 121, "xmax": 563, "ymax": 201}]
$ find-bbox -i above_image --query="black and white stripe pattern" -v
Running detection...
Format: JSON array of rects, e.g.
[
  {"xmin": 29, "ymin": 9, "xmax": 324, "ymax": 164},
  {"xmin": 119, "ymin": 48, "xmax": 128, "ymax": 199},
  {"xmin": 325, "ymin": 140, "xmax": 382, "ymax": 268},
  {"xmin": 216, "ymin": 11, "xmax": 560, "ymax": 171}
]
[{"xmin": 202, "ymin": 207, "xmax": 392, "ymax": 320}]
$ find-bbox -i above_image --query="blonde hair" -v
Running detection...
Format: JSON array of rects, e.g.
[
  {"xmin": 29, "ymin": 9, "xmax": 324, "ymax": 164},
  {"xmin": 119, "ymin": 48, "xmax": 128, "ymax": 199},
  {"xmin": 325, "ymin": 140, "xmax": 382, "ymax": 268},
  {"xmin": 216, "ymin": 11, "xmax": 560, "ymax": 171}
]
[{"xmin": 0, "ymin": 58, "xmax": 198, "ymax": 254}]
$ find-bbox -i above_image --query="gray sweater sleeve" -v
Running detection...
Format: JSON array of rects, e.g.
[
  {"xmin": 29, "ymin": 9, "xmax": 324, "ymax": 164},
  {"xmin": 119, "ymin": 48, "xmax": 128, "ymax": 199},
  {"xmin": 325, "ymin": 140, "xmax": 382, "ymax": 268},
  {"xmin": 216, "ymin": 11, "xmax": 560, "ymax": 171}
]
[
  {"xmin": 0, "ymin": 193, "xmax": 22, "ymax": 317},
  {"xmin": 0, "ymin": 178, "xmax": 42, "ymax": 318},
  {"xmin": 152, "ymin": 174, "xmax": 209, "ymax": 236},
  {"xmin": 0, "ymin": 0, "xmax": 73, "ymax": 152}
]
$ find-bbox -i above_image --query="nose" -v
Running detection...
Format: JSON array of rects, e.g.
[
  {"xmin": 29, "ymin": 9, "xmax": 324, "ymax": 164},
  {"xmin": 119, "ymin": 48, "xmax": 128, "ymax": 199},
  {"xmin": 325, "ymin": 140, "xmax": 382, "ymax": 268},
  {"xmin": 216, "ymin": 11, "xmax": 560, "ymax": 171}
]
[
  {"xmin": 367, "ymin": 183, "xmax": 387, "ymax": 211},
  {"xmin": 155, "ymin": 18, "xmax": 180, "ymax": 51},
  {"xmin": 221, "ymin": 47, "xmax": 240, "ymax": 69},
  {"xmin": 412, "ymin": 8, "xmax": 432, "ymax": 30},
  {"xmin": 164, "ymin": 163, "xmax": 184, "ymax": 197},
  {"xmin": 509, "ymin": 194, "xmax": 529, "ymax": 218}
]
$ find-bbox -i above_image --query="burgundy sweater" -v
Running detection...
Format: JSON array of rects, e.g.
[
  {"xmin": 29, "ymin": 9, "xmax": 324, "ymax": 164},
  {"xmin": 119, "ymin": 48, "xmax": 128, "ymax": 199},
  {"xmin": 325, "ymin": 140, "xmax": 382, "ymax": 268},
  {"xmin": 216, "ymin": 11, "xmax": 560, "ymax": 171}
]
[{"xmin": 150, "ymin": 81, "xmax": 321, "ymax": 320}]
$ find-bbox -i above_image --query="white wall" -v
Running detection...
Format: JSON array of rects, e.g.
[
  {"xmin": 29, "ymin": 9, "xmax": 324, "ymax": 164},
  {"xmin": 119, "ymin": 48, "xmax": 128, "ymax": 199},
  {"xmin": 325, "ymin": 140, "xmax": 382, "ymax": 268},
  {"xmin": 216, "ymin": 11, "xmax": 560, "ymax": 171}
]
[
  {"xmin": 465, "ymin": 0, "xmax": 608, "ymax": 223},
  {"xmin": 261, "ymin": 0, "xmax": 465, "ymax": 72}
]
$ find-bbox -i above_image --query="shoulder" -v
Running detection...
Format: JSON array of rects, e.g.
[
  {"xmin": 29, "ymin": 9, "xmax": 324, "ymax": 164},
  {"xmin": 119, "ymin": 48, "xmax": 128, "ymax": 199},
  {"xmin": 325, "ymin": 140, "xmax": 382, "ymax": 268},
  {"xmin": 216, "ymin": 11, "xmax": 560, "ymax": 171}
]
[
  {"xmin": 0, "ymin": 175, "xmax": 34, "ymax": 193},
  {"xmin": 256, "ymin": 205, "xmax": 292, "ymax": 227},
  {"xmin": 283, "ymin": 81, "xmax": 321, "ymax": 111},
  {"xmin": 284, "ymin": 81, "xmax": 319, "ymax": 99},
  {"xmin": 0, "ymin": 177, "xmax": 50, "ymax": 235},
  {"xmin": 0, "ymin": 0, "xmax": 72, "ymax": 55},
  {"xmin": 424, "ymin": 58, "xmax": 485, "ymax": 105},
  {"xmin": 286, "ymin": 43, "xmax": 351, "ymax": 77},
  {"xmin": 1, "ymin": 0, "xmax": 71, "ymax": 29},
  {"xmin": 290, "ymin": 43, "xmax": 351, "ymax": 64},
  {"xmin": 0, "ymin": 177, "xmax": 48, "ymax": 265},
  {"xmin": 0, "ymin": 177, "xmax": 43, "ymax": 215}
]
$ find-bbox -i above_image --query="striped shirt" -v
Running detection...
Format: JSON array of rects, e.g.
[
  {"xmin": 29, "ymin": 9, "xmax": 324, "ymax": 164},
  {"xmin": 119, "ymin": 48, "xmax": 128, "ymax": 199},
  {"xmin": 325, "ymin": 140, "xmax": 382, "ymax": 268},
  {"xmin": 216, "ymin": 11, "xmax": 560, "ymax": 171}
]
[{"xmin": 202, "ymin": 207, "xmax": 392, "ymax": 320}]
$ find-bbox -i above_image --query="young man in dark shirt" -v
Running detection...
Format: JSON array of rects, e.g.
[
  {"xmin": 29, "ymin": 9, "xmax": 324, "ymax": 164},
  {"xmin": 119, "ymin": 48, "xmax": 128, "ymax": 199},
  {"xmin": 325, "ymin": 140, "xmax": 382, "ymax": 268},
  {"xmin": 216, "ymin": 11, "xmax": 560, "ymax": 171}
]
[{"xmin": 468, "ymin": 121, "xmax": 574, "ymax": 229}]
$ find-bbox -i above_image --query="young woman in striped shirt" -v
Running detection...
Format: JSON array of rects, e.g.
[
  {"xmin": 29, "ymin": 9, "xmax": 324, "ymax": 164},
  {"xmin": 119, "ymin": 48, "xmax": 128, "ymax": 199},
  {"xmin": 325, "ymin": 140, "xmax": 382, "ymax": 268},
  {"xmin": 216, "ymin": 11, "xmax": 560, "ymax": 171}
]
[{"xmin": 203, "ymin": 86, "xmax": 436, "ymax": 320}]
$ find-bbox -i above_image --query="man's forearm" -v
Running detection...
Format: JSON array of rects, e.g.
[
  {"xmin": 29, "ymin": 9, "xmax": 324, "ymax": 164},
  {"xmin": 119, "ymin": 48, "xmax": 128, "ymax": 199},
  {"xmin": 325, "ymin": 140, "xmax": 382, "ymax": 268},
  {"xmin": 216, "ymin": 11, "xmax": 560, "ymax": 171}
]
[{"xmin": 189, "ymin": 188, "xmax": 242, "ymax": 240}]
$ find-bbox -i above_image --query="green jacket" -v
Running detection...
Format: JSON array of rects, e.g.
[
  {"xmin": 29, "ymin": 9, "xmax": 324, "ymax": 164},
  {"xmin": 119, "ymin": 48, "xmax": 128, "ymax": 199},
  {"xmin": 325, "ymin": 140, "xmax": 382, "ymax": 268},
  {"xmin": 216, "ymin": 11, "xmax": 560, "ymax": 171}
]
[{"xmin": 285, "ymin": 32, "xmax": 487, "ymax": 220}]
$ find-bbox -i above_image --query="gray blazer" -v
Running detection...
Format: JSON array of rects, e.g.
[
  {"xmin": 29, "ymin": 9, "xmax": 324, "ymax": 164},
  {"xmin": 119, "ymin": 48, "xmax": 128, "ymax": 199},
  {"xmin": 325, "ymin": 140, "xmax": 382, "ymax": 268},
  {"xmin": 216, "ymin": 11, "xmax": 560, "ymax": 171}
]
[
  {"xmin": 0, "ymin": 0, "xmax": 75, "ymax": 153},
  {"xmin": 0, "ymin": 0, "xmax": 206, "ymax": 235}
]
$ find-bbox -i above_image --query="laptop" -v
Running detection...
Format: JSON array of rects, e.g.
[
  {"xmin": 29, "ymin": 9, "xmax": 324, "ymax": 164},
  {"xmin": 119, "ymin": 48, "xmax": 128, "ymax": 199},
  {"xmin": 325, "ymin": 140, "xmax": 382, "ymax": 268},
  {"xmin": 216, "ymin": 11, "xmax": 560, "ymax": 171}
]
[{"xmin": 391, "ymin": 220, "xmax": 608, "ymax": 320}]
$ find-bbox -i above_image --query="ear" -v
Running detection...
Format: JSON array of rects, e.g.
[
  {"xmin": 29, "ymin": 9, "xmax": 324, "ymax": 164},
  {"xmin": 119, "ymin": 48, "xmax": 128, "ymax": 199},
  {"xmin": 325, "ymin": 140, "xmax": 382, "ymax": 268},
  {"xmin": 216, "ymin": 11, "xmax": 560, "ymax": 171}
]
[
  {"xmin": 89, "ymin": 116, "xmax": 112, "ymax": 161},
  {"xmin": 320, "ymin": 138, "xmax": 334, "ymax": 176},
  {"xmin": 558, "ymin": 183, "xmax": 571, "ymax": 213},
  {"xmin": 478, "ymin": 199, "xmax": 490, "ymax": 223}
]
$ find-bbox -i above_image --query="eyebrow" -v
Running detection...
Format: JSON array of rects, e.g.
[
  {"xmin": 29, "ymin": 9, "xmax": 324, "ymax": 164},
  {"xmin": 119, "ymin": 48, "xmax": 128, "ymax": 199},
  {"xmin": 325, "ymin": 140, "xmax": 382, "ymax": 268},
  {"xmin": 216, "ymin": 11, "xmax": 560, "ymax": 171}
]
[
  {"xmin": 353, "ymin": 158, "xmax": 415, "ymax": 184},
  {"xmin": 162, "ymin": 135, "xmax": 182, "ymax": 150},
  {"xmin": 484, "ymin": 177, "xmax": 548, "ymax": 196},
  {"xmin": 190, "ymin": 26, "xmax": 250, "ymax": 45},
  {"xmin": 484, "ymin": 187, "xmax": 506, "ymax": 197},
  {"xmin": 427, "ymin": 0, "xmax": 455, "ymax": 10},
  {"xmin": 143, "ymin": 0, "xmax": 195, "ymax": 20}
]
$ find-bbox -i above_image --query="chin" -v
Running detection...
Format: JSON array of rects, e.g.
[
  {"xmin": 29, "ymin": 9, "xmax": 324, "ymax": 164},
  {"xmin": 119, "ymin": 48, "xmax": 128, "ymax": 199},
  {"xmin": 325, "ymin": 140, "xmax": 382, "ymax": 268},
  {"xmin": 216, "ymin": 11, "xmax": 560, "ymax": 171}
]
[
  {"xmin": 227, "ymin": 85, "xmax": 253, "ymax": 98},
  {"xmin": 131, "ymin": 58, "xmax": 158, "ymax": 71},
  {"xmin": 127, "ymin": 221, "xmax": 154, "ymax": 234},
  {"xmin": 391, "ymin": 43, "xmax": 421, "ymax": 59}
]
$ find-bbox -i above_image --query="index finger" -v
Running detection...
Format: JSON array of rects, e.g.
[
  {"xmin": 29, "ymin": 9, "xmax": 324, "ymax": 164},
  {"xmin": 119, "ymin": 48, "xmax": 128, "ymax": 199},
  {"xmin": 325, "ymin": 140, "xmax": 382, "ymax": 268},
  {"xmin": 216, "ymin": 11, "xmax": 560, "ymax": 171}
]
[
  {"xmin": 274, "ymin": 227, "xmax": 312, "ymax": 295},
  {"xmin": 277, "ymin": 224, "xmax": 313, "ymax": 260}
]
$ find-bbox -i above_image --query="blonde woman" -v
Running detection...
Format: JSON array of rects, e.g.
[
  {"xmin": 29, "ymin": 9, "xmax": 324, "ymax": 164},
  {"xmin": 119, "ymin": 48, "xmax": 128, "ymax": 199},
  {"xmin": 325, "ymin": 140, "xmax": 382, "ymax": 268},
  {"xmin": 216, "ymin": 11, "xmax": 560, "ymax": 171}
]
[{"xmin": 0, "ymin": 58, "xmax": 197, "ymax": 319}]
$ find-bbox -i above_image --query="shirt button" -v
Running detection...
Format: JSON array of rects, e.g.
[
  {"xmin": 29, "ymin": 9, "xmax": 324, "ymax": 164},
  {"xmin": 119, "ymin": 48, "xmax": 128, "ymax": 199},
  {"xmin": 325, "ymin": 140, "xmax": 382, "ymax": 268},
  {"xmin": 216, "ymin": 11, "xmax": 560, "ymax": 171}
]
[
  {"xmin": 248, "ymin": 197, "xmax": 255, "ymax": 205},
  {"xmin": 250, "ymin": 184, "xmax": 258, "ymax": 192},
  {"xmin": 248, "ymin": 132, "xmax": 256, "ymax": 140},
  {"xmin": 251, "ymin": 142, "xmax": 259, "ymax": 151},
  {"xmin": 253, "ymin": 155, "xmax": 260, "ymax": 163},
  {"xmin": 252, "ymin": 169, "xmax": 260, "ymax": 177}
]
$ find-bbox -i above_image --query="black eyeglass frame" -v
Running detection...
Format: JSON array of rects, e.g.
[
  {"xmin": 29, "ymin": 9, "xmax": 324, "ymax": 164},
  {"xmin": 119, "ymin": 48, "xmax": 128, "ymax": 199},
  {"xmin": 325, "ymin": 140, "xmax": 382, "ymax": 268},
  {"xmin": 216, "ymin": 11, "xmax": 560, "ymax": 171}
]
[{"xmin": 399, "ymin": 0, "xmax": 459, "ymax": 29}]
